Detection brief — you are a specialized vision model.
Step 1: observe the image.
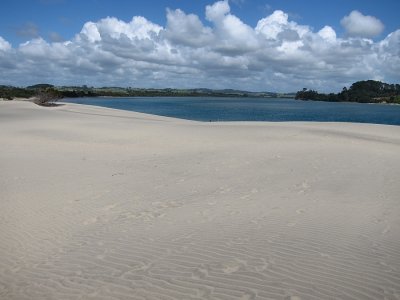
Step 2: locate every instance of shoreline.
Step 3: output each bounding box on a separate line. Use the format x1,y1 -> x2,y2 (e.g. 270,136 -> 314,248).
1,101 -> 400,299
60,97 -> 400,126
60,100 -> 400,127
69,95 -> 400,105
5,99 -> 400,130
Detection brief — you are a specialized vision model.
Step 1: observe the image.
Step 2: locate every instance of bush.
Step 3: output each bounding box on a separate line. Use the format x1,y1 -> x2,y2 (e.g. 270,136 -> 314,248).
34,88 -> 63,106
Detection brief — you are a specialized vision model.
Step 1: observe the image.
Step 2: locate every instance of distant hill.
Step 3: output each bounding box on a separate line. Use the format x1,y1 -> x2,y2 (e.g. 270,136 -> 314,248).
4,81 -> 398,104
26,84 -> 55,90
0,84 -> 292,100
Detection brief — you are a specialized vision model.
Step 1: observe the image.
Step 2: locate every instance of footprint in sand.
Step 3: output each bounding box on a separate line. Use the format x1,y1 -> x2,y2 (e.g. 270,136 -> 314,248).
222,259 -> 247,274
255,258 -> 269,272
222,263 -> 240,274
193,265 -> 209,279
296,208 -> 306,214
382,221 -> 391,235
378,261 -> 396,272
295,181 -> 310,194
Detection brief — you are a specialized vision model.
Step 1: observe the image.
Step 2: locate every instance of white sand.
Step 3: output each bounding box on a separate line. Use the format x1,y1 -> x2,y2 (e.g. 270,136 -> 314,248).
1,101 -> 400,300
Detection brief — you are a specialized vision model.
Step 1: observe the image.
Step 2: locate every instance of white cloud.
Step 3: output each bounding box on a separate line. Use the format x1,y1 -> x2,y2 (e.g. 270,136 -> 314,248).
374,30 -> 400,79
79,22 -> 101,43
208,4 -> 258,54
165,8 -> 213,47
0,36 -> 11,51
78,16 -> 162,43
341,10 -> 384,38
0,2 -> 398,92
256,10 -> 309,40
205,0 -> 230,22
318,26 -> 336,43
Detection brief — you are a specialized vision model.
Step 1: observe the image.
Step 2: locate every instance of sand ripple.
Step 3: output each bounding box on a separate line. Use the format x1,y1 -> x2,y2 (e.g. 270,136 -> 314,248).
1,102 -> 400,299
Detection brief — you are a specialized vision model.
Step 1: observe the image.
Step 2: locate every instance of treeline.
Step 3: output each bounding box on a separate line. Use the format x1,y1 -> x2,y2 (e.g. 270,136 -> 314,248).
3,81 -> 399,104
295,80 -> 400,104
1,84 -> 295,100
1,84 -> 97,99
0,85 -> 36,99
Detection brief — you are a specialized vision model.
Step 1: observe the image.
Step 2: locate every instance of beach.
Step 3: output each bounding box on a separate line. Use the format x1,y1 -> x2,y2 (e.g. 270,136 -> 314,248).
1,100 -> 400,299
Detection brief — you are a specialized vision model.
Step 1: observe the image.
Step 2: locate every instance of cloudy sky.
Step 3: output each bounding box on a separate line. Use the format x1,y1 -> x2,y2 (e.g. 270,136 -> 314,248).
0,0 -> 399,92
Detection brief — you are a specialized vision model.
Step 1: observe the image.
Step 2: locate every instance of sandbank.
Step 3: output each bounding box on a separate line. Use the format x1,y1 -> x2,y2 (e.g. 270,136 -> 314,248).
1,101 -> 400,299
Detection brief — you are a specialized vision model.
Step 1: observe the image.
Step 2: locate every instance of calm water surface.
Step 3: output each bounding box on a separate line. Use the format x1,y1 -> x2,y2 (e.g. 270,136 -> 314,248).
63,97 -> 400,125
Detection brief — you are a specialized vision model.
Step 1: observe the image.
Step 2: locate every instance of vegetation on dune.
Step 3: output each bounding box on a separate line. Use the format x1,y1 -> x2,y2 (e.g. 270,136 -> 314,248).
295,80 -> 400,104
33,88 -> 63,106
0,84 -> 63,106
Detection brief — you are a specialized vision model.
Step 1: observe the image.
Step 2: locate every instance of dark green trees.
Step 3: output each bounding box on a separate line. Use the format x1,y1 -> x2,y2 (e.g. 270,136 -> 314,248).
296,80 -> 400,104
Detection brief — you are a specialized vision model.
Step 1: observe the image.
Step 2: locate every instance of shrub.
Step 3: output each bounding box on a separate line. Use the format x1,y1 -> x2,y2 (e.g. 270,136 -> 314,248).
34,88 -> 63,106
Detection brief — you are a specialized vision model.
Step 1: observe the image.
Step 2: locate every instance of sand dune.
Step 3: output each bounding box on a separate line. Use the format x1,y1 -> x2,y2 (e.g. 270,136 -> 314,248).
1,101 -> 400,300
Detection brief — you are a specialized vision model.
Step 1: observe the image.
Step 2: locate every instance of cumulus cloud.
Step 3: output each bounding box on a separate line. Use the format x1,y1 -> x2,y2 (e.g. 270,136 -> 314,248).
318,26 -> 337,43
0,1 -> 398,92
206,1 -> 258,54
165,8 -> 213,47
0,36 -> 11,51
256,10 -> 309,40
341,10 -> 384,38
79,21 -> 101,43
78,16 -> 162,43
205,0 -> 231,22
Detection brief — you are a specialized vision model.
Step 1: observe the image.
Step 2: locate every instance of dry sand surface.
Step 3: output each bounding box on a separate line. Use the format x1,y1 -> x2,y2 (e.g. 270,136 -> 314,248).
1,101 -> 400,300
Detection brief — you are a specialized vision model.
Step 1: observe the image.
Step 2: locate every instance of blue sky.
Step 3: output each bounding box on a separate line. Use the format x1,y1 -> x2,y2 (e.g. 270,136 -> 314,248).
0,0 -> 399,91
2,0 -> 399,45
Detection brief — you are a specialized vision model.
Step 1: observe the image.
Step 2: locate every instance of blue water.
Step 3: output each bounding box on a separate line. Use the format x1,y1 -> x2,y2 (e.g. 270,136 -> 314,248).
63,97 -> 400,125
